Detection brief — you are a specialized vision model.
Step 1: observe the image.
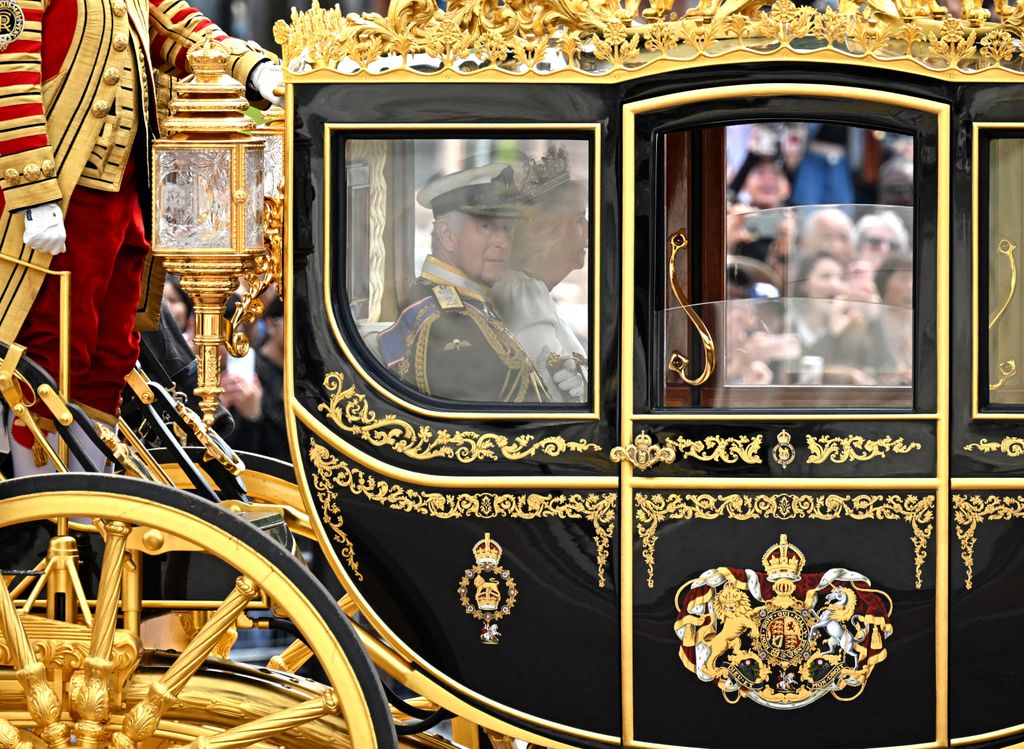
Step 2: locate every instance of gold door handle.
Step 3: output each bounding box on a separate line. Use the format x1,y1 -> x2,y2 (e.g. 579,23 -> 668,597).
667,229 -> 716,386
611,432 -> 676,471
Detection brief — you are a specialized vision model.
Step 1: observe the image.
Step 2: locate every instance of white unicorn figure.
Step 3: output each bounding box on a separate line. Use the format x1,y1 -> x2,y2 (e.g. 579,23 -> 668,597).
808,587 -> 865,668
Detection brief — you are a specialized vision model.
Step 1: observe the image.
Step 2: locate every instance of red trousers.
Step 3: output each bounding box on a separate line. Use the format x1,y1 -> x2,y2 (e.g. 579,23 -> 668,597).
16,163 -> 149,420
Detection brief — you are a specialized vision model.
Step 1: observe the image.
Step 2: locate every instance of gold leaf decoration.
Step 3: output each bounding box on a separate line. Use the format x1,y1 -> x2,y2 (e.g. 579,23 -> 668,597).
953,494 -> 1024,589
980,28 -> 1015,63
664,434 -> 763,464
276,0 -> 1024,78
644,20 -> 683,54
317,371 -> 601,462
309,439 -> 618,586
759,0 -> 816,45
634,492 -> 934,589
812,7 -> 849,46
805,435 -> 922,464
963,437 -> 1024,456
927,18 -> 977,67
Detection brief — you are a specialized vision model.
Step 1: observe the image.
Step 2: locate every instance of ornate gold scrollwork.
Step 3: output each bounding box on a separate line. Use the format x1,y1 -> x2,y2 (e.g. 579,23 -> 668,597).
317,372 -> 601,462
953,493 -> 1024,589
666,229 -> 715,387
634,492 -> 934,588
275,0 -> 1024,79
805,435 -> 922,464
963,436 -> 1024,456
664,434 -> 762,464
308,440 -> 618,587
611,432 -> 676,471
989,238 -> 1019,392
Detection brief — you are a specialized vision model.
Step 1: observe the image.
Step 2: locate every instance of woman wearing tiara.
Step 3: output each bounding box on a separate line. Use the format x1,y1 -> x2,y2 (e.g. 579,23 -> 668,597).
492,146 -> 589,403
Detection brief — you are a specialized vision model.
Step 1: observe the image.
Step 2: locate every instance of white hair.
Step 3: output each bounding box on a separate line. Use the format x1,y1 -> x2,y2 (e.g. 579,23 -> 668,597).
855,211 -> 910,254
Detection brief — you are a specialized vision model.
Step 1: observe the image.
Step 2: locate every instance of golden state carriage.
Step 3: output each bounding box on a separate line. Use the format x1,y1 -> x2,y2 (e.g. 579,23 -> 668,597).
5,0 -> 1024,746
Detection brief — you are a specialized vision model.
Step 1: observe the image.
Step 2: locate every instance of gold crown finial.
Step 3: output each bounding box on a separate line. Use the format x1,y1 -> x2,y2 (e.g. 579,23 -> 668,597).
762,533 -> 805,581
473,533 -> 503,566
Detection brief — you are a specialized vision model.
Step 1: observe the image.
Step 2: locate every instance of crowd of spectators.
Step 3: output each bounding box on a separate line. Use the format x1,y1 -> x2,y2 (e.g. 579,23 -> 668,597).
721,122 -> 914,397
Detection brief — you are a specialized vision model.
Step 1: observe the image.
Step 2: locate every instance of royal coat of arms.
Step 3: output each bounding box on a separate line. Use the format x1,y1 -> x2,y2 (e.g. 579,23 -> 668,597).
673,534 -> 893,708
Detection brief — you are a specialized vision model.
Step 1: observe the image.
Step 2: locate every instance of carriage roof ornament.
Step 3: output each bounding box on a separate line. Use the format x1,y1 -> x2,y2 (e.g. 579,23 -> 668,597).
273,0 -> 1024,81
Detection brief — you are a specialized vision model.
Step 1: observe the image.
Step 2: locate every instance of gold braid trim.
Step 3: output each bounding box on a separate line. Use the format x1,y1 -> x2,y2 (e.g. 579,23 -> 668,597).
634,493 -> 934,589
308,439 -> 617,587
952,493 -> 1024,590
317,371 -> 600,462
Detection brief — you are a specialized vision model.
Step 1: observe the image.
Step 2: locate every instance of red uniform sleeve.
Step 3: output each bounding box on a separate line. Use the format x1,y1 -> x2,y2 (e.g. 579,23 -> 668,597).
0,0 -> 62,211
148,0 -> 276,88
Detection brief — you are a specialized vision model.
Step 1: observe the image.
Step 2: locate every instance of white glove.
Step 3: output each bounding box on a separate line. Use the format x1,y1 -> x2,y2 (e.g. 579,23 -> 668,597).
552,357 -> 585,401
250,62 -> 284,108
22,201 -> 66,255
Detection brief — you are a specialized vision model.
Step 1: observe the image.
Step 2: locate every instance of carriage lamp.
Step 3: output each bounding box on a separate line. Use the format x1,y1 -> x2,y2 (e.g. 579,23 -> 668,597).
219,105 -> 287,359
151,39 -> 265,426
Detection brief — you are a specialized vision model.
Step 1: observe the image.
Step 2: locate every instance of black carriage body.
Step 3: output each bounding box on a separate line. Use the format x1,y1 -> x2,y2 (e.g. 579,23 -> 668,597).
286,62 -> 1024,748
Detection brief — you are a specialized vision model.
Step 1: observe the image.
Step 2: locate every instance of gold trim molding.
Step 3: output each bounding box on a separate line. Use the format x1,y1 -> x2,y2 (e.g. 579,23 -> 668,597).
634,492 -> 934,589
275,0 -> 1024,80
952,493 -> 1024,589
805,435 -> 922,464
317,372 -> 601,462
665,434 -> 762,464
963,436 -> 1024,456
308,439 -> 617,586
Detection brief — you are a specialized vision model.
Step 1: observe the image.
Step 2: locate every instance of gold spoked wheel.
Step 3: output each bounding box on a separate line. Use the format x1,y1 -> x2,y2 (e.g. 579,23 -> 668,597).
0,474 -> 398,749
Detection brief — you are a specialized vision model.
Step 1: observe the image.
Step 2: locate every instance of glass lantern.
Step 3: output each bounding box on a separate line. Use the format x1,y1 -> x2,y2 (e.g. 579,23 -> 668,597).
151,39 -> 265,426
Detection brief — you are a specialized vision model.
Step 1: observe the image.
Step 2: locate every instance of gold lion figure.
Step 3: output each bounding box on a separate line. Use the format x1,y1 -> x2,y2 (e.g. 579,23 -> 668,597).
699,585 -> 758,680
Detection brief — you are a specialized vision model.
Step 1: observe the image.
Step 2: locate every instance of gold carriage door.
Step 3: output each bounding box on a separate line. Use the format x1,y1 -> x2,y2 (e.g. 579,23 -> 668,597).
618,88 -> 949,748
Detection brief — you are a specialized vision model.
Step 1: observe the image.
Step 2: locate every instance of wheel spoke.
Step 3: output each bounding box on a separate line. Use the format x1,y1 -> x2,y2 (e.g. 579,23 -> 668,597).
73,521 -> 131,749
110,576 -> 259,749
266,638 -> 312,673
183,691 -> 339,749
0,571 -> 70,749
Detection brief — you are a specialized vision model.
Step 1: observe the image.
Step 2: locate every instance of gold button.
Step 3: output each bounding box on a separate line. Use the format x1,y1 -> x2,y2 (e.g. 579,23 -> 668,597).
22,164 -> 40,182
103,67 -> 120,86
113,33 -> 128,52
91,100 -> 110,118
112,0 -> 127,15
4,168 -> 19,185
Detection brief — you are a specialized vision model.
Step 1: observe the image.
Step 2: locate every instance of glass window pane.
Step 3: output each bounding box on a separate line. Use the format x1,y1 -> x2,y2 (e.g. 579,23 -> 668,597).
662,122 -> 914,409
988,139 -> 1024,405
342,137 -> 591,406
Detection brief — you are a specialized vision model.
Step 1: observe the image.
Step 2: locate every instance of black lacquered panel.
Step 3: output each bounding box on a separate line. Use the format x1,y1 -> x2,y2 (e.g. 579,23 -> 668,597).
633,512 -> 935,747
297,423 -> 621,742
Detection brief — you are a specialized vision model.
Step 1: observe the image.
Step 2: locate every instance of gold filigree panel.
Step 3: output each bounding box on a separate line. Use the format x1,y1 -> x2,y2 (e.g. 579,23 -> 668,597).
308,439 -> 617,586
665,434 -> 762,464
317,372 -> 601,463
634,493 -> 934,589
805,435 -> 922,464
952,493 -> 1024,589
963,437 -> 1024,456
275,0 -> 1024,79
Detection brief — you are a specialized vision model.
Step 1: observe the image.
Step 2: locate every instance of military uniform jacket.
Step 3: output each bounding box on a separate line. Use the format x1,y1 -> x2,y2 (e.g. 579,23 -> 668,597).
378,256 -> 548,404
0,0 -> 272,341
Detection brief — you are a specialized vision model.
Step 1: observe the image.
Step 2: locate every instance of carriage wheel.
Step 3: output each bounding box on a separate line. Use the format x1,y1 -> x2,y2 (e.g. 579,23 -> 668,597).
0,474 -> 398,749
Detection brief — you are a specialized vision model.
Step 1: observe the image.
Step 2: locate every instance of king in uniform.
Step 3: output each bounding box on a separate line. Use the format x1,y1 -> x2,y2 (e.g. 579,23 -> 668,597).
378,163 -> 548,404
0,0 -> 281,473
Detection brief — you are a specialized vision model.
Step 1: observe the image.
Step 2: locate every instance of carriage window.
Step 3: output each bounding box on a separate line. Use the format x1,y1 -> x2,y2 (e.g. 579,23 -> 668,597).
342,137 -> 591,406
987,138 -> 1024,405
662,122 -> 914,409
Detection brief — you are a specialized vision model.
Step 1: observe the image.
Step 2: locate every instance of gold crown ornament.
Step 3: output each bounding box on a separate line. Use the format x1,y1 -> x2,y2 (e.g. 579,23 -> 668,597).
458,532 -> 517,645
761,533 -> 806,581
472,533 -> 503,566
